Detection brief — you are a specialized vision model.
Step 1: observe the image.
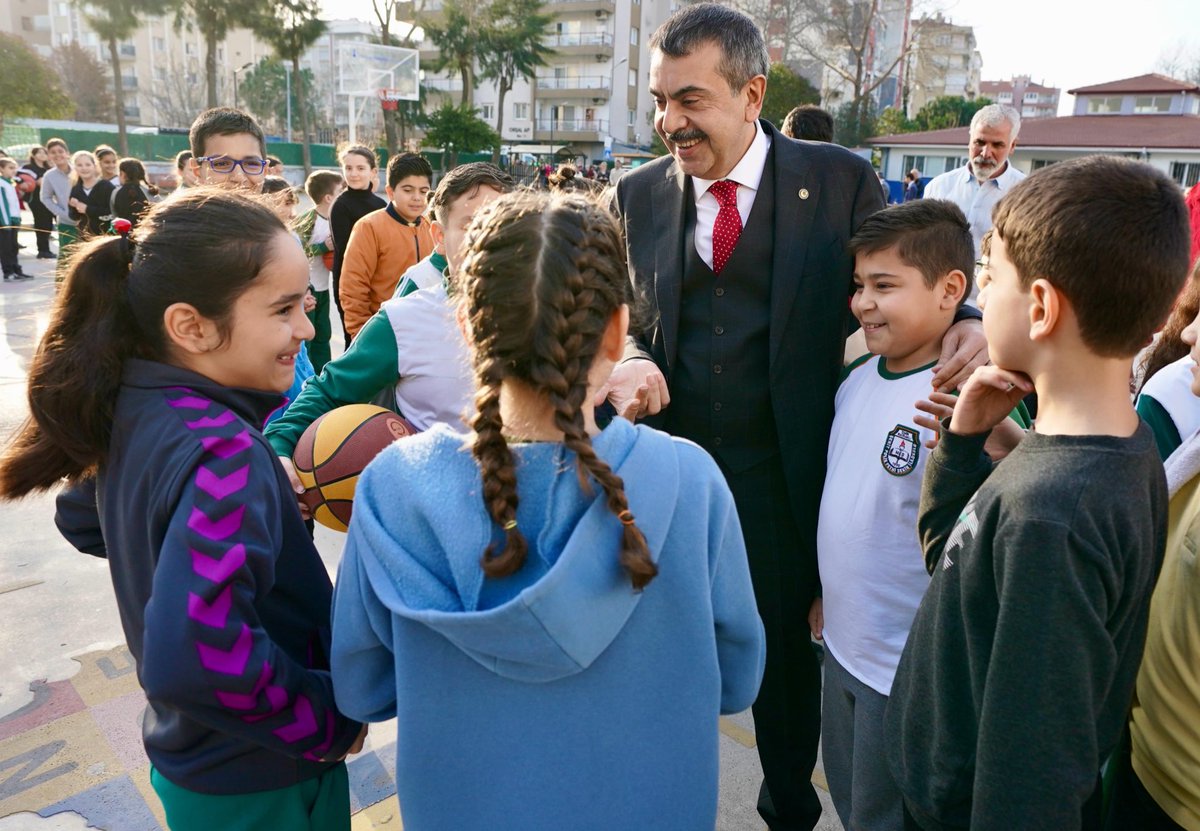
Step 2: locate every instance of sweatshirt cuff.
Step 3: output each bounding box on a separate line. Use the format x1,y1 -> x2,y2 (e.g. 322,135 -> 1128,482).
952,303 -> 982,323
935,416 -> 991,472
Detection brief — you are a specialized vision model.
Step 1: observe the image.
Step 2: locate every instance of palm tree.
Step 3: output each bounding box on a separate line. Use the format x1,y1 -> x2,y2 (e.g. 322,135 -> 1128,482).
255,0 -> 325,176
423,0 -> 484,109
177,0 -> 267,109
477,0 -> 554,162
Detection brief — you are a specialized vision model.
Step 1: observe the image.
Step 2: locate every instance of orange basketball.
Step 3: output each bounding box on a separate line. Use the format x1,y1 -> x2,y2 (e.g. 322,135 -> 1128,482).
292,404 -> 418,531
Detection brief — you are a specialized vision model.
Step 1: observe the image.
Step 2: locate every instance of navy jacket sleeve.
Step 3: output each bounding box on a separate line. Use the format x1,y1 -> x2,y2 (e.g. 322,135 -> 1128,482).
55,478 -> 107,558
139,442 -> 361,762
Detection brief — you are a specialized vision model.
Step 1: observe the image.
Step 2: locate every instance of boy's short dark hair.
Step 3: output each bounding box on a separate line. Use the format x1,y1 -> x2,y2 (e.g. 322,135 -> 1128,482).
260,176 -> 296,200
849,199 -> 975,298
428,162 -> 515,223
305,170 -> 344,204
0,158 -> 17,172
781,105 -> 834,143
175,149 -> 193,171
45,137 -> 68,152
189,107 -> 267,159
267,155 -> 282,168
386,153 -> 433,190
993,155 -> 1191,358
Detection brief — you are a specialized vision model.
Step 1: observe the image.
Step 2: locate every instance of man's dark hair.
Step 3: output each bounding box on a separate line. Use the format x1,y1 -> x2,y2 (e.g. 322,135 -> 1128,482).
429,162 -> 515,223
386,152 -> 434,190
305,170 -> 344,204
175,149 -> 193,171
781,105 -> 834,143
849,199 -> 975,299
189,107 -> 266,158
993,155 -> 1191,357
649,2 -> 768,93
45,137 -> 68,153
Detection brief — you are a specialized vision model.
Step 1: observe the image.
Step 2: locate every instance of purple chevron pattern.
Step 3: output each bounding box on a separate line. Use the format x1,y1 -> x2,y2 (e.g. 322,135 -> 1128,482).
200,430 -> 253,459
303,711 -> 337,761
273,694 -> 318,744
242,683 -> 289,723
196,624 -> 253,675
187,586 -> 232,629
215,661 -> 274,710
165,393 -> 212,410
185,410 -> 237,430
190,544 -> 246,584
195,465 -> 250,501
187,504 -> 245,541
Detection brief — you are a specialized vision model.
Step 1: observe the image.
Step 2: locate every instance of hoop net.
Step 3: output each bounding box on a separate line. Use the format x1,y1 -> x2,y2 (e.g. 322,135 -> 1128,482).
379,88 -> 403,112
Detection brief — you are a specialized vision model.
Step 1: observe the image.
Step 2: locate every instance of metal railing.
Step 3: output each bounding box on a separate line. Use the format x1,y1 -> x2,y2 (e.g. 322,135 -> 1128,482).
543,31 -> 612,48
535,75 -> 611,91
536,118 -> 608,133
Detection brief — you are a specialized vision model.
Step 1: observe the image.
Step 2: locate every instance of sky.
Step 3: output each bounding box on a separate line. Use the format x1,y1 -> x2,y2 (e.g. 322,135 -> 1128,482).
320,0 -> 1200,116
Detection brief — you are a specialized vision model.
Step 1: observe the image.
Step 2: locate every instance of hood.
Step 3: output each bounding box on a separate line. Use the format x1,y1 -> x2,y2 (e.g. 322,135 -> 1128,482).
351,419 -> 681,682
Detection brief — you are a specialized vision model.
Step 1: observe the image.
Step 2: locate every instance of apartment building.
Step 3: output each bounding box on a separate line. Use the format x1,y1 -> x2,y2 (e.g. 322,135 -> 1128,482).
980,75 -> 1060,119
904,13 -> 981,118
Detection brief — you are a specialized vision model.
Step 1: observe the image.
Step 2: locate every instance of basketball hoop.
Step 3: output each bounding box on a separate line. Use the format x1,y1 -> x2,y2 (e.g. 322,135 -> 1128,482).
379,88 -> 402,112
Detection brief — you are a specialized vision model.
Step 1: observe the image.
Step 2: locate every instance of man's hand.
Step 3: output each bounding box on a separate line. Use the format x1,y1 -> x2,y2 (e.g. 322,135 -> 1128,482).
278,456 -> 312,520
595,358 -> 670,421
949,365 -> 1033,437
807,597 -> 824,642
931,318 -> 989,393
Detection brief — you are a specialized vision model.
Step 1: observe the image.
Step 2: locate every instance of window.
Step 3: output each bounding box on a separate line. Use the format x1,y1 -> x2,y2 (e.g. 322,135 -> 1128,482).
1135,96 -> 1172,113
480,104 -> 495,120
155,66 -> 167,81
186,42 -> 196,55
998,92 -> 1012,102
1171,162 -> 1200,188
628,109 -> 635,126
630,27 -> 639,46
1023,91 -> 1038,102
902,155 -> 927,175
58,32 -> 69,45
628,68 -> 636,88
1086,96 -> 1123,114
945,156 -> 967,171
56,2 -> 68,15
1031,159 -> 1059,171
513,102 -> 529,120
21,17 -> 33,31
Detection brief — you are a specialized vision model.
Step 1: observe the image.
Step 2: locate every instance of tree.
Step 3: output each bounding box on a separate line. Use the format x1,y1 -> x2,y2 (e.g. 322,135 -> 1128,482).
254,0 -> 325,176
0,34 -> 72,137
420,103 -> 499,167
761,62 -> 821,130
238,59 -> 322,137
477,0 -> 554,163
78,0 -> 173,154
1157,42 -> 1200,85
176,0 -> 265,109
912,95 -> 991,132
52,42 -> 115,123
873,105 -> 913,136
145,56 -> 210,127
833,100 -> 875,147
423,0 -> 486,108
373,0 -> 424,160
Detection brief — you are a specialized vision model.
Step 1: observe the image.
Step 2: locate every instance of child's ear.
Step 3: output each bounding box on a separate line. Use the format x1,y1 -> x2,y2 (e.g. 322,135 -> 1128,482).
454,299 -> 471,345
385,184 -> 394,203
940,269 -> 968,309
602,305 -> 630,362
430,220 -> 445,255
1028,278 -> 1061,342
162,302 -> 221,355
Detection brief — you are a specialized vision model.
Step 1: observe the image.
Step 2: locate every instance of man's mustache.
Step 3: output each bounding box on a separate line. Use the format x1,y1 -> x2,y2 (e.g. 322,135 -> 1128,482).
666,129 -> 707,144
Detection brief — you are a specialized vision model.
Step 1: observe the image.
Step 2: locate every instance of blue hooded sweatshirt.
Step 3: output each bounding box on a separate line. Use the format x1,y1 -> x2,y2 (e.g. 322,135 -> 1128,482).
331,417 -> 765,830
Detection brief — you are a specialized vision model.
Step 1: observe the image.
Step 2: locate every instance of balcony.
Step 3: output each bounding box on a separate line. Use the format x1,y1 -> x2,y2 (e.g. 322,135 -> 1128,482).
119,76 -> 138,90
543,30 -> 612,58
543,0 -> 615,15
535,75 -> 611,98
124,106 -> 141,120
424,76 -> 464,93
535,118 -> 607,142
119,43 -> 136,58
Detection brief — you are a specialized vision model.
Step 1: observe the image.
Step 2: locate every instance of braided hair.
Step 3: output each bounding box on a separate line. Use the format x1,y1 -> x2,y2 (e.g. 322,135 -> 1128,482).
458,190 -> 657,590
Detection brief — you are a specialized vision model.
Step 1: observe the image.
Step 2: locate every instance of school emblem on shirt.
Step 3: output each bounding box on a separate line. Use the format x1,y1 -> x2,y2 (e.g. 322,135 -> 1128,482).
881,424 -> 920,476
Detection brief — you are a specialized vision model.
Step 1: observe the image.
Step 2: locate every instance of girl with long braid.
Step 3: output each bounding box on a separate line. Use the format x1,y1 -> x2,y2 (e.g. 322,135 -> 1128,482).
330,190 -> 765,830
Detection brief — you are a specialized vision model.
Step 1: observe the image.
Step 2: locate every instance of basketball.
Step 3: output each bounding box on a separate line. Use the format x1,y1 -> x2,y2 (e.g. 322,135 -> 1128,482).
14,170 -> 36,196
292,404 -> 418,531
322,250 -> 335,270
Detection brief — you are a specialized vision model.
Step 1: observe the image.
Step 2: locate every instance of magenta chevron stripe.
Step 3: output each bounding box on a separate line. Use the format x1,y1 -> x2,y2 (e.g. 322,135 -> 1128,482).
303,711 -> 337,761
201,430 -> 253,459
196,623 -> 253,675
274,694 -> 318,744
188,586 -> 233,629
215,661 -> 274,710
165,394 -> 211,410
243,682 -> 290,723
185,410 -> 237,430
191,544 -> 246,583
187,504 -> 245,541
195,465 -> 250,501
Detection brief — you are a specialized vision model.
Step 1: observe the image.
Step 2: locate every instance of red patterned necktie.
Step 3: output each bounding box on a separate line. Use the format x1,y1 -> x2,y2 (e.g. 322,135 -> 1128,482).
709,179 -> 742,275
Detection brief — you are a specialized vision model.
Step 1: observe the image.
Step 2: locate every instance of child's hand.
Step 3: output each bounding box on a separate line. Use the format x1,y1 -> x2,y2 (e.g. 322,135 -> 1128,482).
914,392 -> 959,449
277,456 -> 311,520
950,365 -> 1033,436
325,724 -> 369,761
807,597 -> 823,642
303,289 -> 317,313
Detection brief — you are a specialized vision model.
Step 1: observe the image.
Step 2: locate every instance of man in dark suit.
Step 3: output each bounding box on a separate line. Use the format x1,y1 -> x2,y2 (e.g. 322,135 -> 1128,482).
607,6 -> 987,829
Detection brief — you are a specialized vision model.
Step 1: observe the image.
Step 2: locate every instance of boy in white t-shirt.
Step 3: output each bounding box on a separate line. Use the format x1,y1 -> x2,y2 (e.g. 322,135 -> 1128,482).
295,170 -> 344,372
809,200 -> 977,831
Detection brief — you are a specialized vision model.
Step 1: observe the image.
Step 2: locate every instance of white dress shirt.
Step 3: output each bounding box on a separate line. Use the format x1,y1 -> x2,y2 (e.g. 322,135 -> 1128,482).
692,120 -> 772,270
923,161 -> 1026,258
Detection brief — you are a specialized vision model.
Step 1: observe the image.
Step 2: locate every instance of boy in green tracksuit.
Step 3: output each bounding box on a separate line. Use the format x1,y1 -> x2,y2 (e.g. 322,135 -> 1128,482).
294,170 -> 344,372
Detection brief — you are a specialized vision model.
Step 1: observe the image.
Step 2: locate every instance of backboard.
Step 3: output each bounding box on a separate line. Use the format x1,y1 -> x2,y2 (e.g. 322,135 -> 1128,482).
337,42 -> 419,144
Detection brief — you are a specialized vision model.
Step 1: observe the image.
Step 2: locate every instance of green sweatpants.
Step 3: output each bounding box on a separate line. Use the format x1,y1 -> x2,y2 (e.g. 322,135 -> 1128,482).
55,223 -> 79,278
306,288 -> 332,373
150,763 -> 350,831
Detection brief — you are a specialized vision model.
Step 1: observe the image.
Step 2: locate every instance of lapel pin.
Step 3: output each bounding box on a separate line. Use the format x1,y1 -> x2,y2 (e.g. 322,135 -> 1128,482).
798,188 -> 809,200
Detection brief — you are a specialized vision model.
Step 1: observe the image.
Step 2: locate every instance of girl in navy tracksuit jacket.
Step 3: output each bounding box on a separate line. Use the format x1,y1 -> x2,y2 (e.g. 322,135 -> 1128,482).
0,190 -> 363,830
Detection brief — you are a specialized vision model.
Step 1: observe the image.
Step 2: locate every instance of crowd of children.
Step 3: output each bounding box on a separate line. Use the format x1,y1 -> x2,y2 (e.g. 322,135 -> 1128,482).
1,98 -> 1199,831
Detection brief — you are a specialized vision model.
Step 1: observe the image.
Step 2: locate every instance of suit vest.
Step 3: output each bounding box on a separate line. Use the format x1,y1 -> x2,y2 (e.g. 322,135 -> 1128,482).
665,149 -> 779,472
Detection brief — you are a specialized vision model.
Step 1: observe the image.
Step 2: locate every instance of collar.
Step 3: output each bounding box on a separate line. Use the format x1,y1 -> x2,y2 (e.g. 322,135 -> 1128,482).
430,250 -> 448,274
692,119 -> 771,202
386,202 -> 423,226
962,160 -> 1021,190
122,358 -> 287,427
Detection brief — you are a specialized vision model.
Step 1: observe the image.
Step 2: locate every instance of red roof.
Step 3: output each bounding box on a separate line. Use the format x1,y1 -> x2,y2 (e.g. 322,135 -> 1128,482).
1067,73 -> 1200,95
869,115 -> 1200,150
980,80 -> 1059,95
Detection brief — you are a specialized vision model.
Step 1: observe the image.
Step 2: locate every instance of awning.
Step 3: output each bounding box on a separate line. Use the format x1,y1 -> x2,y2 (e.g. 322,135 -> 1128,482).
508,144 -> 569,155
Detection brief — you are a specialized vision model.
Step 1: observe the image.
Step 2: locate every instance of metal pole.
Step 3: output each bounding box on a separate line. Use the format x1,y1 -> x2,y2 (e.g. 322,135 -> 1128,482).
286,64 -> 293,143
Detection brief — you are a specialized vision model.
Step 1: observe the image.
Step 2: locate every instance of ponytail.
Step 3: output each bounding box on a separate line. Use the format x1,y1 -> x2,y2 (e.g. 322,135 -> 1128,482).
0,236 -> 139,496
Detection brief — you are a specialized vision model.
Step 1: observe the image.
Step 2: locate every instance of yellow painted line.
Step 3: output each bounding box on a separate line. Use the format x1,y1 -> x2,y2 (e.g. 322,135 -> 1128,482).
0,579 -> 43,596
718,716 -> 756,748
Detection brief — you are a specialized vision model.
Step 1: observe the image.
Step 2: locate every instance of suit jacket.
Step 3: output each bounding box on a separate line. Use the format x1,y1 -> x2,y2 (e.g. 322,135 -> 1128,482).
613,120 -> 885,587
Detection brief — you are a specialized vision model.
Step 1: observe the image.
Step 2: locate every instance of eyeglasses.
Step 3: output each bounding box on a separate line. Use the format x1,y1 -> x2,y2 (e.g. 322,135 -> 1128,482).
199,155 -> 267,176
